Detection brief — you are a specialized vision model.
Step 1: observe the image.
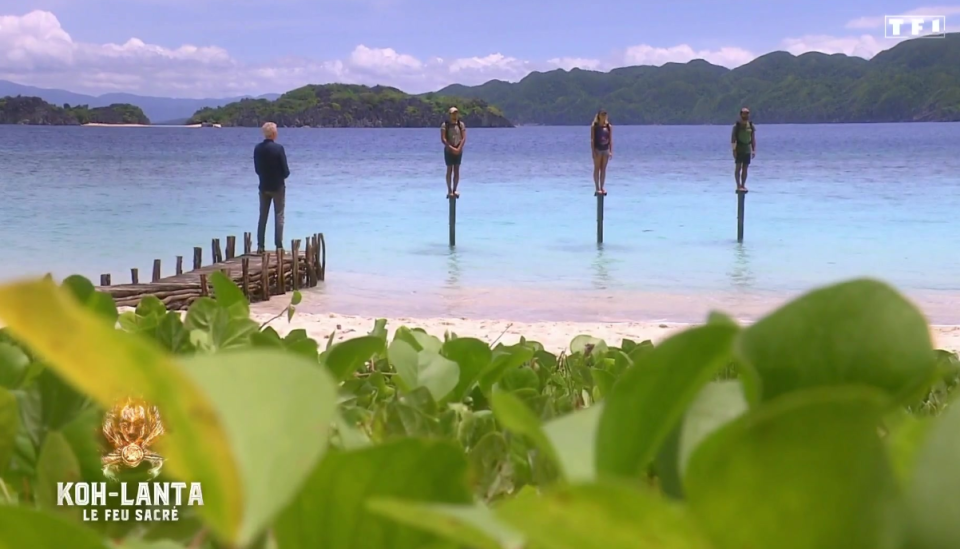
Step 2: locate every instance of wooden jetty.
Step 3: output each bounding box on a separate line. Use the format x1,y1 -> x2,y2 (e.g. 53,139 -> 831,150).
95,231 -> 326,309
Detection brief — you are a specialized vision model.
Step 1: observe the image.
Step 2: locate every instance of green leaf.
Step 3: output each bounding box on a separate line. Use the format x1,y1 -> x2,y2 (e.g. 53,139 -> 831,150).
62,274 -> 118,324
291,289 -> 303,306
479,345 -> 534,394
495,482 -> 712,549
735,278 -> 936,404
541,404 -> 603,483
209,271 -> 249,317
0,505 -> 112,549
135,295 -> 167,318
34,431 -> 82,519
0,342 -> 29,389
0,387 -> 17,474
388,340 -> 460,402
684,387 -> 898,549
904,399 -> 960,548
324,336 -> 386,381
179,349 -> 339,546
595,324 -> 738,478
569,335 -> 608,356
442,337 -> 493,402
275,439 -> 473,549
491,391 -> 562,478
368,500 -> 523,549
677,380 -> 749,476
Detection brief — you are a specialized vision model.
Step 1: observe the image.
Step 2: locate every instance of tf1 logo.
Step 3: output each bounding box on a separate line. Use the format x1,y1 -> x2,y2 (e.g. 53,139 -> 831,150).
884,15 -> 946,38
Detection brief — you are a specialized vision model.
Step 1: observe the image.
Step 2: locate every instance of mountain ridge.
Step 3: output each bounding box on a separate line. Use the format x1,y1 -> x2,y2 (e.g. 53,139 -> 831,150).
435,33 -> 960,124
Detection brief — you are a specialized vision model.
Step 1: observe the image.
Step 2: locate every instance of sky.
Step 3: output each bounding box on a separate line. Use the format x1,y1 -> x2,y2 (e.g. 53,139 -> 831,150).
0,1 -> 957,98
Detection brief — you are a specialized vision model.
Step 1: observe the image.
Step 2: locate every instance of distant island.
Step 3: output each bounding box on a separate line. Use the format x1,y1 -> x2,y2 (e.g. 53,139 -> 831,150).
438,32 -> 960,125
0,96 -> 150,125
187,84 -> 514,128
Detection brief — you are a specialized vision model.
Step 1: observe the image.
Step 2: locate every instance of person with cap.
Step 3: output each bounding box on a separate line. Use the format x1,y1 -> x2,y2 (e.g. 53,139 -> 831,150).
731,107 -> 756,192
440,106 -> 466,198
590,109 -> 613,195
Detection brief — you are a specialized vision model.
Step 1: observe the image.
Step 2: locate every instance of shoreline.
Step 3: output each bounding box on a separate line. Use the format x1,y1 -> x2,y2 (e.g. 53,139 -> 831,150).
242,309 -> 960,354
81,123 -> 205,128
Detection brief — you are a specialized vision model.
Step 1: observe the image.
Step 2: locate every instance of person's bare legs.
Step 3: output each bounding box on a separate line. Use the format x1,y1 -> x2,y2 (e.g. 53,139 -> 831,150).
740,164 -> 749,191
592,152 -> 602,194
734,163 -> 742,191
599,153 -> 610,195
446,165 -> 454,197
452,165 -> 460,197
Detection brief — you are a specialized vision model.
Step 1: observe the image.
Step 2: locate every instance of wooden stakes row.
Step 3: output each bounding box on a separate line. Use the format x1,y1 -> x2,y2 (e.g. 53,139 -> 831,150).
98,231 -> 327,310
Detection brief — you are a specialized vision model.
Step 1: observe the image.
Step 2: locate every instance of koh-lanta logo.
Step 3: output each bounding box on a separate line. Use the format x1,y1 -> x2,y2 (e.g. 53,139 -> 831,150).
56,397 -> 203,522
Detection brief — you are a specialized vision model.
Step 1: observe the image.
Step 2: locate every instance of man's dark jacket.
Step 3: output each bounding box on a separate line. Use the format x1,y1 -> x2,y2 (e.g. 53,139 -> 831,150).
254,139 -> 290,192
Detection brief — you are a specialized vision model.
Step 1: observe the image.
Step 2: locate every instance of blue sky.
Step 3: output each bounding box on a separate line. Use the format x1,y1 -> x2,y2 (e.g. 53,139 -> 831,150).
0,1 -> 956,97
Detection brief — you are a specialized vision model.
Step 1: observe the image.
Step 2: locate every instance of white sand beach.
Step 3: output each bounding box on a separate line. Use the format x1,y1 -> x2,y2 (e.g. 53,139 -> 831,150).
245,309 -> 960,354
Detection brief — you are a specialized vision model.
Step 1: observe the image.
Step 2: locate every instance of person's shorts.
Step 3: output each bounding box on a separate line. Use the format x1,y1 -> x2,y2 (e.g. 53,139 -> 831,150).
594,148 -> 610,157
444,148 -> 462,166
736,150 -> 752,166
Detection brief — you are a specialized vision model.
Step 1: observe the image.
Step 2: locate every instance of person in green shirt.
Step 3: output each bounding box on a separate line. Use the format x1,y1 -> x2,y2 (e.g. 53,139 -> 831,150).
730,107 -> 756,191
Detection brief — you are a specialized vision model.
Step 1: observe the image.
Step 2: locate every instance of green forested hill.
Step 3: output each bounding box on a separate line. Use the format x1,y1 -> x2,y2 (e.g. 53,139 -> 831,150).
188,84 -> 513,128
0,96 -> 150,125
437,33 -> 960,124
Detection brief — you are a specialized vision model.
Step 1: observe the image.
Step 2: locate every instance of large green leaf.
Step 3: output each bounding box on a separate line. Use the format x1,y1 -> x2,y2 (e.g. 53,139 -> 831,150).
442,337 -> 492,401
495,482 -> 712,549
0,387 -> 17,475
179,349 -> 338,546
0,278 -> 244,542
388,339 -> 459,402
275,439 -> 473,549
677,380 -> 749,476
490,390 -> 562,478
595,324 -> 738,477
0,505 -> 111,549
34,431 -> 82,520
368,500 -> 523,549
323,336 -> 386,381
735,279 -> 936,403
904,400 -> 960,548
0,342 -> 29,389
684,387 -> 899,549
541,403 -> 604,483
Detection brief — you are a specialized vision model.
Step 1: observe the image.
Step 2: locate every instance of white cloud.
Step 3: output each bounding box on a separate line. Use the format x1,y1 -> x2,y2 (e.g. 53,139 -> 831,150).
779,34 -> 887,58
0,9 -> 920,99
845,5 -> 960,29
622,44 -> 755,68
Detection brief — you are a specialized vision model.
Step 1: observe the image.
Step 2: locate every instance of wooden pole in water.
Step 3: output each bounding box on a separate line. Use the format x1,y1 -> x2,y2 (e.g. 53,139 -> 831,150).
596,193 -> 604,244
100,274 -> 111,286
448,196 -> 457,247
736,189 -> 747,243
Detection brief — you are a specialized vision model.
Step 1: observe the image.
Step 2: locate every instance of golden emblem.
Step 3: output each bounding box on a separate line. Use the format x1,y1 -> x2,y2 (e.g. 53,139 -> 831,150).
101,397 -> 165,481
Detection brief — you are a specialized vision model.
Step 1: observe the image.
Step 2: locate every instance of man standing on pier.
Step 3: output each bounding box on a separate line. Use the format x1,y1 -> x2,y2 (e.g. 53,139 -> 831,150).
731,107 -> 756,192
254,122 -> 290,253
441,107 -> 466,198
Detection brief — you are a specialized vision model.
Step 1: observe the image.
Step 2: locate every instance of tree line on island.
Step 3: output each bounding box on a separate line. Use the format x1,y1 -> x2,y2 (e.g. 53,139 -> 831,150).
2,33 -> 958,127
0,96 -> 150,125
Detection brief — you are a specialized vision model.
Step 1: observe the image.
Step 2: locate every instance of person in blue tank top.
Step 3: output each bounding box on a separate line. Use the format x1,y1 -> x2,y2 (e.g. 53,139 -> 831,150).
590,110 -> 612,195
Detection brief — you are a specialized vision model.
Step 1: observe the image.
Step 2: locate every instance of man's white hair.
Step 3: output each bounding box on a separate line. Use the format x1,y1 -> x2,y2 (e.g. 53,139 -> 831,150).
261,122 -> 278,137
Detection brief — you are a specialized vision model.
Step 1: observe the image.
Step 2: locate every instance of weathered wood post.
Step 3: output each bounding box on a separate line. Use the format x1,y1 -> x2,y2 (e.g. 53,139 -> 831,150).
193,247 -> 203,270
152,260 -> 161,282
226,236 -> 236,260
449,196 -> 457,247
130,268 -> 139,284
175,256 -> 183,275
100,274 -> 111,286
736,189 -> 747,243
596,193 -> 604,244
243,232 -> 252,255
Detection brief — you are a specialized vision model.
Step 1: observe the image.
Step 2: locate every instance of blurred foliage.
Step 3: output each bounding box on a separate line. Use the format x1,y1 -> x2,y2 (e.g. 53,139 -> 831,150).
0,273 -> 958,548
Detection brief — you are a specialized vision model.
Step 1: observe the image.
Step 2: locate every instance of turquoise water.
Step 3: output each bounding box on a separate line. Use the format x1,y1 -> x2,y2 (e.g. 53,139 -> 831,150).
1,123 -> 958,322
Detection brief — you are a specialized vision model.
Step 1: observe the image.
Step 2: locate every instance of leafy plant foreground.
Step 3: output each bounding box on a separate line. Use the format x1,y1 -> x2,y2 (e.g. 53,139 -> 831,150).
0,273 -> 958,549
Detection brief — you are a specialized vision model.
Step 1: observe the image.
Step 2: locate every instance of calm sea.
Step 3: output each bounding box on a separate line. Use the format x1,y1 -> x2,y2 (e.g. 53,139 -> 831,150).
1,123 -> 958,324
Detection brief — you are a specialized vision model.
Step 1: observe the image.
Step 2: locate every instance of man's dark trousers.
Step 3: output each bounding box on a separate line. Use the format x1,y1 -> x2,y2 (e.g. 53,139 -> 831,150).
257,186 -> 285,250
